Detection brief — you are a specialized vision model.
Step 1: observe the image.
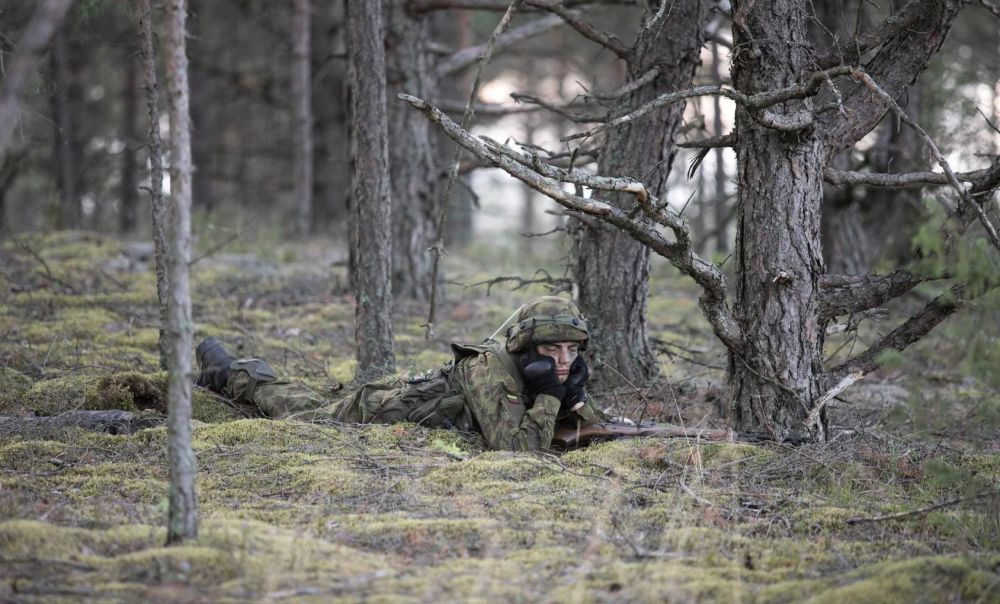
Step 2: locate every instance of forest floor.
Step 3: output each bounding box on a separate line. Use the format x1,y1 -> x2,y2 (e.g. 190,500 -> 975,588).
1,230 -> 998,603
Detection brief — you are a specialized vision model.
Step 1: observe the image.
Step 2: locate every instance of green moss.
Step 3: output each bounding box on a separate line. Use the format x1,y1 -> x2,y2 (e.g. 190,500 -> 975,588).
0,367 -> 34,410
0,439 -> 67,472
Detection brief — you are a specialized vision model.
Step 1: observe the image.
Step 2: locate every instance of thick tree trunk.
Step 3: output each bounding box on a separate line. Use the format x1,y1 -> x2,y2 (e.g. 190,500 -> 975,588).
120,45 -> 140,234
347,0 -> 395,380
139,0 -> 171,371
51,27 -> 81,229
727,0 -> 827,436
575,1 -> 709,386
385,1 -> 437,300
292,0 -> 314,237
163,0 -> 198,545
0,0 -> 74,163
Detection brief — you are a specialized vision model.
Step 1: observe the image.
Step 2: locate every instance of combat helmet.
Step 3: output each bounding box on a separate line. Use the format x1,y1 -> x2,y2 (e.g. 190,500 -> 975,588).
505,296 -> 589,353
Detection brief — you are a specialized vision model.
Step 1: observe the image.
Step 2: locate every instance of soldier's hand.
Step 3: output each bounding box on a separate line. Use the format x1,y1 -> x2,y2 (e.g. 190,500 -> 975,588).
520,350 -> 567,401
561,356 -> 589,413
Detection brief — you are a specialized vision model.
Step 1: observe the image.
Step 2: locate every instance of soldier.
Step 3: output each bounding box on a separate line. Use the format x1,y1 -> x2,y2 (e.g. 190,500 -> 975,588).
194,295 -> 605,450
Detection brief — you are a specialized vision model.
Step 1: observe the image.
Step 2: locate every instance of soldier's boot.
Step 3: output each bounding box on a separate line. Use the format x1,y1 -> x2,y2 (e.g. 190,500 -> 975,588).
195,337 -> 237,395
228,359 -> 330,419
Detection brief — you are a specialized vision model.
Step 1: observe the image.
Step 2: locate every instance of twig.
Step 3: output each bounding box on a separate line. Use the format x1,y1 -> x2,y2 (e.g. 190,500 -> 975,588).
846,491 -> 995,524
423,0 -> 524,339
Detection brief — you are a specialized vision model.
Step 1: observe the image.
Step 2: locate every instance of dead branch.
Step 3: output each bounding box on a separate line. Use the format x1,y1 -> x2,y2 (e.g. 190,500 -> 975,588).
509,93 -> 606,123
435,13 -> 563,77
678,133 -> 735,149
849,68 -> 1000,252
823,166 -> 995,188
977,0 -> 1000,18
802,371 -> 864,440
813,0 -> 925,69
845,490 -> 997,524
529,0 -> 630,61
562,66 -> 854,142
425,1 -> 523,339
409,0 -> 639,11
818,270 -> 931,321
437,100 -> 543,116
400,92 -> 745,353
822,283 -> 978,387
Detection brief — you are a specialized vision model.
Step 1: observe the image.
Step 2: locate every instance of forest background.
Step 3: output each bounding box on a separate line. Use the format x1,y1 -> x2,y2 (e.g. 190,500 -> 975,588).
1,0 -> 999,601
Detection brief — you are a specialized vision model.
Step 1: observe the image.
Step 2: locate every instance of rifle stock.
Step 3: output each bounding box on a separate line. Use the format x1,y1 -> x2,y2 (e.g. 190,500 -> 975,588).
552,422 -> 774,449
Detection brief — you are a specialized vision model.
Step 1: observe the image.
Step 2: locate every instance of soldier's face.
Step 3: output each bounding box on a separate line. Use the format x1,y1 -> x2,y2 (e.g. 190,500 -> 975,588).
536,342 -> 579,383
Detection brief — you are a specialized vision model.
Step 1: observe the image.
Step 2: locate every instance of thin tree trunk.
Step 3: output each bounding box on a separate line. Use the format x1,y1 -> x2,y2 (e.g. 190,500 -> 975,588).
575,1 -> 710,386
139,0 -> 171,371
385,0 -> 437,300
347,0 -> 395,380
51,27 -> 80,229
292,0 -> 314,237
711,41 -> 729,255
163,0 -> 197,545
120,45 -> 140,234
0,0 -> 74,163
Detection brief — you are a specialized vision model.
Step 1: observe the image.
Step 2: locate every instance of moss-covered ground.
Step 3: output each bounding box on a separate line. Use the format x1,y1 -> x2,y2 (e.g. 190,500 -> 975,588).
0,232 -> 998,602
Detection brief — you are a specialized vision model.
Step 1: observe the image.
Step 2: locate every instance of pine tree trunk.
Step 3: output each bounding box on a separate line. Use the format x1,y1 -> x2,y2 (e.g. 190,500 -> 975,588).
292,0 -> 314,237
163,0 -> 198,545
347,0 -> 395,381
711,41 -> 729,255
575,1 -> 709,386
139,0 -> 171,371
120,45 -> 140,234
385,1 -> 436,300
727,0 -> 828,436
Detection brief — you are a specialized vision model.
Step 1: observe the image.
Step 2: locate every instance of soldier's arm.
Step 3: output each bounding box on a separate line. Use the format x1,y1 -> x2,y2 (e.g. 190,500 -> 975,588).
459,353 -> 560,451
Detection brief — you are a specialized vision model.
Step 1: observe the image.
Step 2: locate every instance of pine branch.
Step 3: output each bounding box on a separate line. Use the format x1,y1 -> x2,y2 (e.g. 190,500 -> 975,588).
435,13 -> 563,77
400,92 -> 745,353
818,270 -> 930,321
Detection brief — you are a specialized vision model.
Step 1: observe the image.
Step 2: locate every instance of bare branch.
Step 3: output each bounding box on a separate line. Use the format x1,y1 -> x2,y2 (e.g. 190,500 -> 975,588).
813,0 -> 925,69
562,66 -> 854,142
437,99 -> 543,116
850,68 -> 1000,252
426,1 -> 524,338
823,283 -> 973,386
529,0 -> 630,61
400,92 -> 745,353
977,0 -> 1000,18
823,166 -> 995,188
818,270 -> 929,321
435,14 -> 564,78
678,133 -> 735,149
409,0 -> 639,12
509,93 -> 606,122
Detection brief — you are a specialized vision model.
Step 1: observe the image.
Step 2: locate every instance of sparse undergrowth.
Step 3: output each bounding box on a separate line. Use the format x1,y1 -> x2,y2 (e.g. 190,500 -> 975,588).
0,232 -> 998,602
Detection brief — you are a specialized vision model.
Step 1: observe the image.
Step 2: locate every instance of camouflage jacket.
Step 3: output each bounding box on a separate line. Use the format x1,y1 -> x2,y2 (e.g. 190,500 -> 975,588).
447,341 -> 604,451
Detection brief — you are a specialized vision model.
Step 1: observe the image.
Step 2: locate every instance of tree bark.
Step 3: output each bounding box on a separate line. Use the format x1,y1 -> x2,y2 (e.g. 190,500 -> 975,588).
711,41 -> 729,256
292,0 -> 314,237
385,1 -> 437,300
347,0 -> 395,381
139,0 -> 171,371
574,1 -> 709,386
120,45 -> 140,234
0,0 -> 74,163
50,26 -> 81,229
727,0 -> 828,436
725,0 -> 962,437
163,0 -> 198,545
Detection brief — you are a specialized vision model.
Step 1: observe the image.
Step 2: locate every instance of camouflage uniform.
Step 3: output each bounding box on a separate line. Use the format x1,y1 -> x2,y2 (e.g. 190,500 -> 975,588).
218,296 -> 604,451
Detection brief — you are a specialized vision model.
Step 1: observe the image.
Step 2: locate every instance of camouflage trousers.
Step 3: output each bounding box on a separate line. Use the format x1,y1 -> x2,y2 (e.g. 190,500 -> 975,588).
226,360 -> 473,429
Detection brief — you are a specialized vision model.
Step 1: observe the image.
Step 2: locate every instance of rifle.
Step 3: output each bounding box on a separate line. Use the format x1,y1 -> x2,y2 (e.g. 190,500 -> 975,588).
552,422 -> 804,449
